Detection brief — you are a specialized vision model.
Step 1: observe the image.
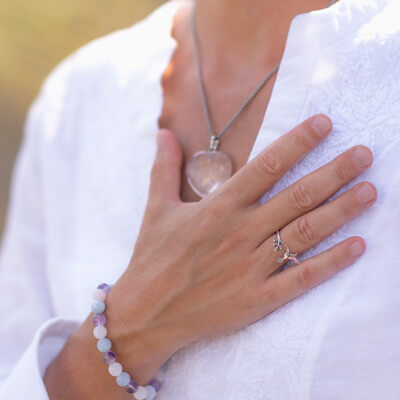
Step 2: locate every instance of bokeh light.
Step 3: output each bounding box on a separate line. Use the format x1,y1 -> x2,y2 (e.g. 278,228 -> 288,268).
0,0 -> 165,234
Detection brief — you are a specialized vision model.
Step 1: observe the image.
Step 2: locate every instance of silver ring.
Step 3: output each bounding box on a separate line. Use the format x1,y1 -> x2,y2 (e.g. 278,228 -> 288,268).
273,231 -> 300,265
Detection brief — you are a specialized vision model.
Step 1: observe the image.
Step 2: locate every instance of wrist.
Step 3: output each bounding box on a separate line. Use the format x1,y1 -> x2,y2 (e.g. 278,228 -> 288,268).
45,281 -> 180,400
46,315 -> 169,400
45,319 -> 113,400
97,281 -> 182,384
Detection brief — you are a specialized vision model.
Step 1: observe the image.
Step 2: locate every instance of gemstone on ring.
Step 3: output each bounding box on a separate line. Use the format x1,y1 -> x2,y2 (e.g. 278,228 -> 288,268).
287,253 -> 301,265
273,231 -> 285,252
273,231 -> 301,265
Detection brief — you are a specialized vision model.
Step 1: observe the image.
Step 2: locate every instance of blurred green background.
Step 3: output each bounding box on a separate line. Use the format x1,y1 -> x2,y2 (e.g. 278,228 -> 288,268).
0,0 -> 165,236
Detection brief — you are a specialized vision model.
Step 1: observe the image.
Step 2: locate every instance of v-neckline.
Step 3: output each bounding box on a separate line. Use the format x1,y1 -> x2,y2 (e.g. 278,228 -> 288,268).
155,0 -> 340,168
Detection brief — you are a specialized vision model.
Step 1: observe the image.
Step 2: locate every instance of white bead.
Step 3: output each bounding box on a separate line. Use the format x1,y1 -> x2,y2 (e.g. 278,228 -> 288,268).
93,326 -> 107,339
93,289 -> 107,301
145,385 -> 156,399
133,386 -> 147,400
108,362 -> 123,377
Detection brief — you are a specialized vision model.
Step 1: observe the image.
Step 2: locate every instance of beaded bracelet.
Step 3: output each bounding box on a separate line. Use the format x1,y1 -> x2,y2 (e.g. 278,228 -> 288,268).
92,283 -> 162,400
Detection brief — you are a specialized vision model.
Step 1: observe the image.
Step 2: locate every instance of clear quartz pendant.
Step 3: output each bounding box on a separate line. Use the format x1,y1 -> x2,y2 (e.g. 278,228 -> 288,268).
186,136 -> 233,198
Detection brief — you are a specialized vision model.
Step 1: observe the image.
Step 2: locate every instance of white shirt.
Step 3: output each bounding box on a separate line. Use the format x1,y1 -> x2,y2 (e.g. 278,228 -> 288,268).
1,0 -> 400,398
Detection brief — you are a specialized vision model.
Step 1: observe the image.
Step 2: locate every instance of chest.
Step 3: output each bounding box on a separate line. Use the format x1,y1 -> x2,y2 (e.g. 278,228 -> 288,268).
41,2 -> 400,398
157,38 -> 277,202
44,13 -> 400,313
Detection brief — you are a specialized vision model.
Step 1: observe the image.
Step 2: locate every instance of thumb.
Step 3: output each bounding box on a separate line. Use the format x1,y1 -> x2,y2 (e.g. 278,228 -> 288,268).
148,129 -> 183,204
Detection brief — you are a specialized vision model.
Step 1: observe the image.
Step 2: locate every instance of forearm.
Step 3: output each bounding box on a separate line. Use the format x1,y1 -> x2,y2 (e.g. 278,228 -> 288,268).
44,316 -> 123,400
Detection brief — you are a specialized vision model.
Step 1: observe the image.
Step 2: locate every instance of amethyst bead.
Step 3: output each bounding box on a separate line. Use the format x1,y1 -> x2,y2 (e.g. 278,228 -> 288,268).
149,378 -> 162,392
97,283 -> 111,293
126,379 -> 139,394
102,351 -> 116,365
93,313 -> 106,326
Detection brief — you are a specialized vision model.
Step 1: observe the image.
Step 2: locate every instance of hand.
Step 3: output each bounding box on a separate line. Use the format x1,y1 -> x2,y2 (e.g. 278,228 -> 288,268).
107,115 -> 376,382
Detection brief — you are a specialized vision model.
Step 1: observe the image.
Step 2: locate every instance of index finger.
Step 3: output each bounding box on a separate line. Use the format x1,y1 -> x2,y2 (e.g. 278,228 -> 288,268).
223,114 -> 332,206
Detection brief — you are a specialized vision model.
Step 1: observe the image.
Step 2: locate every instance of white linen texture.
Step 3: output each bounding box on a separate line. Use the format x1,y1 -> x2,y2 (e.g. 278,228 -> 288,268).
0,0 -> 399,399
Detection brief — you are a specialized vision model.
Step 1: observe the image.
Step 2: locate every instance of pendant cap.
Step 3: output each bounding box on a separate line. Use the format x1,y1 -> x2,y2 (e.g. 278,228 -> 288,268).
209,136 -> 220,151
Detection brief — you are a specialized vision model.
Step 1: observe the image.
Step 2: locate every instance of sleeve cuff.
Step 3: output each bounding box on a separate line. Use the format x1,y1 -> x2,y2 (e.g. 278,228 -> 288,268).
0,317 -> 81,399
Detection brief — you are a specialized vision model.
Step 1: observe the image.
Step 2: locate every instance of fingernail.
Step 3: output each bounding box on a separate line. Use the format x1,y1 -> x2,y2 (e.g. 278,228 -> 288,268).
350,241 -> 365,257
311,115 -> 332,137
353,146 -> 373,169
356,184 -> 376,204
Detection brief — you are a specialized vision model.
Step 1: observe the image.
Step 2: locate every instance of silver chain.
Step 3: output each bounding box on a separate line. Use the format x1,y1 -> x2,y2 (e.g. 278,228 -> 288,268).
191,0 -> 337,150
191,7 -> 279,149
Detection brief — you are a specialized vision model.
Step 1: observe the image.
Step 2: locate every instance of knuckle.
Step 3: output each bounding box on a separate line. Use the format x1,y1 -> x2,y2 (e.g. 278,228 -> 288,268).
256,150 -> 283,177
224,224 -> 247,247
241,282 -> 266,308
340,196 -> 356,218
331,251 -> 342,271
241,288 -> 259,308
333,159 -> 350,182
296,216 -> 318,243
207,197 -> 229,220
294,130 -> 315,150
289,183 -> 314,211
298,265 -> 317,290
260,285 -> 279,306
221,221 -> 254,253
246,251 -> 261,269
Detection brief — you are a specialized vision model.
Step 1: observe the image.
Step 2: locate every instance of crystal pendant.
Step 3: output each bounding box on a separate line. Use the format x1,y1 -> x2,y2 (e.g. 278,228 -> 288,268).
186,150 -> 233,198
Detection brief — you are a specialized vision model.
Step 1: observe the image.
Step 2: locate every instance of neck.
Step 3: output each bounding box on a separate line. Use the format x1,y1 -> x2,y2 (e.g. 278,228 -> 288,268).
194,0 -> 334,68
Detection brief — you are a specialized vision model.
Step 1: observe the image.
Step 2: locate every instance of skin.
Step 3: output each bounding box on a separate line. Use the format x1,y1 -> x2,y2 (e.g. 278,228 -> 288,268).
161,0 -> 337,202
44,1 -> 377,399
45,121 -> 376,399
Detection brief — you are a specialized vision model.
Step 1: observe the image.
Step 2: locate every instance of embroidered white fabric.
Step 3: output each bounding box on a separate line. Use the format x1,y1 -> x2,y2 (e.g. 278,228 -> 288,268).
0,0 -> 399,399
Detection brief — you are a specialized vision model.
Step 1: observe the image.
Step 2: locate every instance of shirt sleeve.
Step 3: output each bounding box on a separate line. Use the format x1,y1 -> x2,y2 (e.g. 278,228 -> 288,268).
0,75 -> 80,399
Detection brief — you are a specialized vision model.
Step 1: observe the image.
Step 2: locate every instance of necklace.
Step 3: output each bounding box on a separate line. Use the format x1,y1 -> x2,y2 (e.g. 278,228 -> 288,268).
186,0 -> 337,198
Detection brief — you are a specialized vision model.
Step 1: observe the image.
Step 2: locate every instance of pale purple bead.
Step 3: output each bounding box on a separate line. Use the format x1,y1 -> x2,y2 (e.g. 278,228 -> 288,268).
102,351 -> 116,365
149,378 -> 162,392
97,283 -> 111,293
108,362 -> 123,377
93,313 -> 106,326
93,325 -> 107,339
133,386 -> 147,400
93,289 -> 107,301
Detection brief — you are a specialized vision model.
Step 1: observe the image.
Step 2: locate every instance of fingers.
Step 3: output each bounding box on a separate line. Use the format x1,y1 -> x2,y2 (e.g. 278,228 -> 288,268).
278,181 -> 376,255
260,238 -> 365,311
252,145 -> 374,240
222,114 -> 332,206
148,130 -> 183,205
256,181 -> 376,274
